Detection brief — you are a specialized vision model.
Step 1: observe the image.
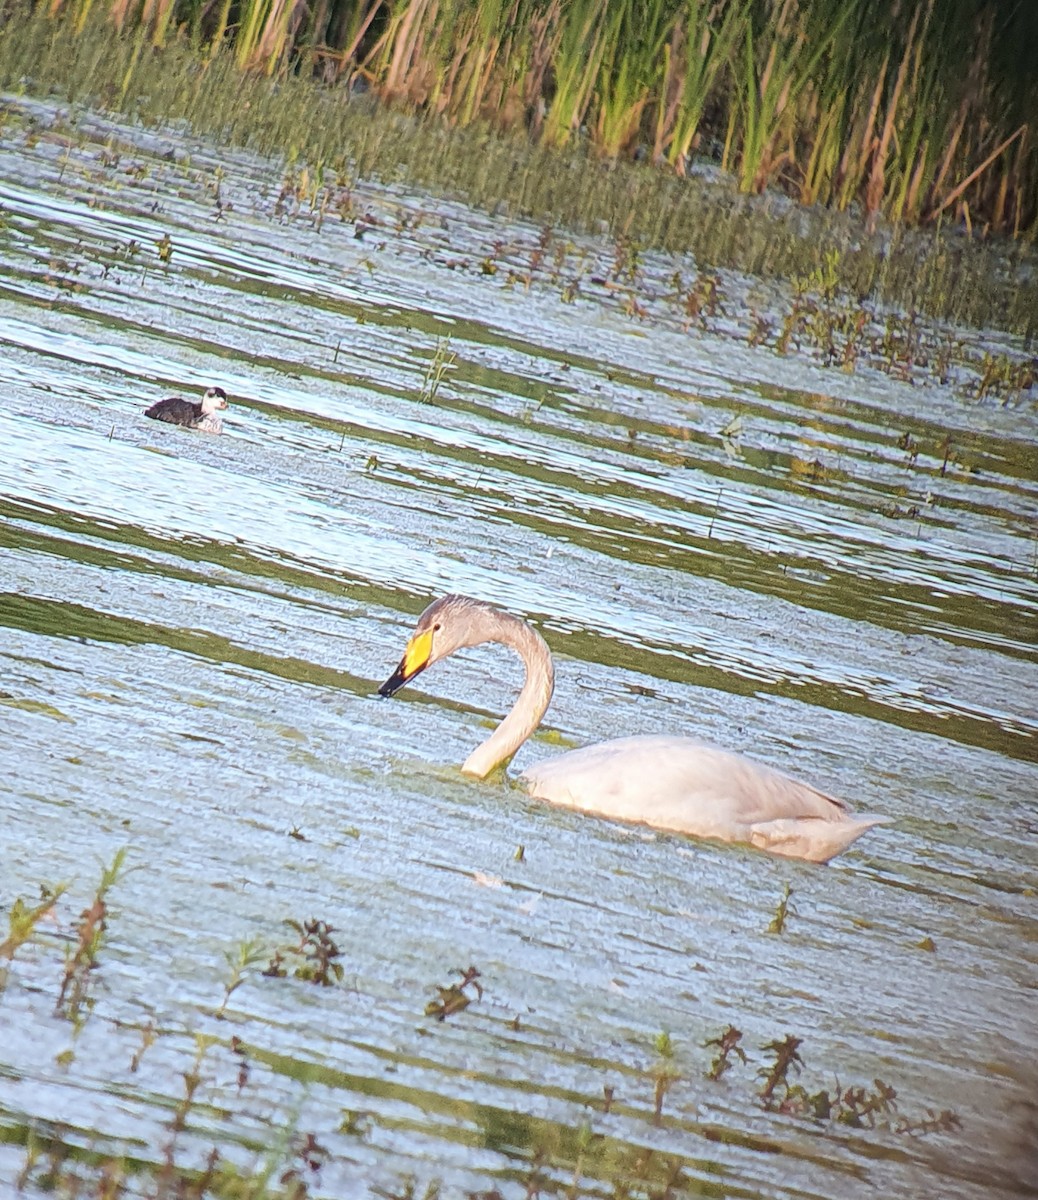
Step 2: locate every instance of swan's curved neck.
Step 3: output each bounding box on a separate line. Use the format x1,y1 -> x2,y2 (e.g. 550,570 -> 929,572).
461,614 -> 555,778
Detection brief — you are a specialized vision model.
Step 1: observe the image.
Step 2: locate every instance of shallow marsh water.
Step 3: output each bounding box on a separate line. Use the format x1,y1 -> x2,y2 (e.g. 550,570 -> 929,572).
1,96 -> 1037,1198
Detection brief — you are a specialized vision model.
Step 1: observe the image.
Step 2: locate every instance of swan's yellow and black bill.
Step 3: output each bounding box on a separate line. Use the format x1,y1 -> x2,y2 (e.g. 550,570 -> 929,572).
378,627 -> 434,697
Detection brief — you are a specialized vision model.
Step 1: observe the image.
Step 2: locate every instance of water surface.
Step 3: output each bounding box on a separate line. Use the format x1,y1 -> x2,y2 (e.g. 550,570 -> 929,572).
1,95 -> 1036,1199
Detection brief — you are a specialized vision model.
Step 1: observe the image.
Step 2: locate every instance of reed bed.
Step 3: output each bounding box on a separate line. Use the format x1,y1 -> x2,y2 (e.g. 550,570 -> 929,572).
12,0 -> 1034,238
0,2 -> 1035,334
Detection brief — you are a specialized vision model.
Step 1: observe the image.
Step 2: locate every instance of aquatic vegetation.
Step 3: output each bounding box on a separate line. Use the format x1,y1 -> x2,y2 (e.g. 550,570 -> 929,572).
27,1062 -> 327,1198
771,1073 -> 958,1133
0,883 -> 67,969
17,0 -> 1034,240
216,937 -> 269,1018
418,336 -> 457,405
264,918 -> 345,986
767,882 -> 796,933
540,0 -> 611,150
757,1032 -> 805,1105
718,256 -> 1036,399
424,963 -> 482,1020
129,1021 -> 157,1073
704,1024 -> 747,1081
1,876 -> 969,1200
0,4 -> 1034,337
650,1030 -> 680,1122
658,0 -> 752,171
56,846 -> 129,1021
161,1033 -> 217,1178
15,1026 -> 328,1199
794,1078 -> 898,1126
894,1106 -> 963,1136
697,1023 -> 962,1136
375,1177 -> 443,1200
0,36 -> 1022,1198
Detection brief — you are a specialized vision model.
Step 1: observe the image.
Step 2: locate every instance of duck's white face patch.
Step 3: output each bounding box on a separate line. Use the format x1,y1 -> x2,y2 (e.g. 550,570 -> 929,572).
201,388 -> 228,414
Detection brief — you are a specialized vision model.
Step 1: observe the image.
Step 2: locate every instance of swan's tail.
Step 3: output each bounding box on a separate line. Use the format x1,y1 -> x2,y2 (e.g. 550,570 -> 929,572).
751,814 -> 892,864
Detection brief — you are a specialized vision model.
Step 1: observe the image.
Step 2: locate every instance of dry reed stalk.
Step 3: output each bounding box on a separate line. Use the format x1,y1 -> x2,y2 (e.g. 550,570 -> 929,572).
432,2 -> 505,125
345,0 -> 387,62
928,101 -> 968,210
927,124 -> 1027,221
382,0 -> 434,99
833,64 -> 885,210
653,25 -> 682,164
902,136 -> 929,220
258,0 -> 307,74
863,0 -> 928,227
1009,127 -> 1028,237
141,0 -> 177,43
520,0 -> 562,137
109,0 -> 134,32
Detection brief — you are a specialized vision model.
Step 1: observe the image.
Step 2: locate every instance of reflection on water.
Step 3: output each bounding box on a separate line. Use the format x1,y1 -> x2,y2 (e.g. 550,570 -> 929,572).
1,95 -> 1036,1199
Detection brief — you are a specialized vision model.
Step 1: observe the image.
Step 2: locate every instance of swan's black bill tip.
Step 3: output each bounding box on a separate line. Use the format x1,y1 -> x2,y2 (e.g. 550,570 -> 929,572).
378,670 -> 406,698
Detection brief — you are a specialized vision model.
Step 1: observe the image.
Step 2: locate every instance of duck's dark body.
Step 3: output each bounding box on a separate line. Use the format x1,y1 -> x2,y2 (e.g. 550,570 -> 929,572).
144,386 -> 227,433
145,397 -> 205,425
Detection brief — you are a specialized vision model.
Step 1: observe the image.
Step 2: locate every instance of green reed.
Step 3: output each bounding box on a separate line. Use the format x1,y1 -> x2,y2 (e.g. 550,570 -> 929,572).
10,0 -> 1038,236
448,0 -> 509,128
235,0 -> 296,74
594,0 -> 672,159
539,0 -> 609,147
656,0 -> 752,171
733,0 -> 856,194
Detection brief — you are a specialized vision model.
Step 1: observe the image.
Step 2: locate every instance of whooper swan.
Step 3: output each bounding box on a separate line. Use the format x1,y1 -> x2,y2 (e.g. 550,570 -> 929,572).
378,594 -> 889,863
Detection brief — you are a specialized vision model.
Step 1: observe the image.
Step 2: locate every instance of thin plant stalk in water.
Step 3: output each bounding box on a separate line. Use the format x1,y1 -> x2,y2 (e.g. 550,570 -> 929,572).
419,336 -> 456,404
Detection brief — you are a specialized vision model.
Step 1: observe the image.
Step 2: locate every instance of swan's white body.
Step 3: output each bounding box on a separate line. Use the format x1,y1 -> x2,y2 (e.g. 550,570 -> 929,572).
379,595 -> 889,863
521,735 -> 880,862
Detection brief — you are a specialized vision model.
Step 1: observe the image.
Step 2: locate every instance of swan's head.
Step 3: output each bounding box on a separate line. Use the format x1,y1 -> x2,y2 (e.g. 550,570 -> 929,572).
378,594 -> 493,696
201,386 -> 228,413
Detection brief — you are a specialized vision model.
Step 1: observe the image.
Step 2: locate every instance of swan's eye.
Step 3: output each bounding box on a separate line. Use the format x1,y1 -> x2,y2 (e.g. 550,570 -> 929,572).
433,622 -> 442,632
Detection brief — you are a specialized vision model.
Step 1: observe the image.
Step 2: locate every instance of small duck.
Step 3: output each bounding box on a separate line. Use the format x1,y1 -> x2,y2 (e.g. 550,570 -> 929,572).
145,386 -> 228,433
